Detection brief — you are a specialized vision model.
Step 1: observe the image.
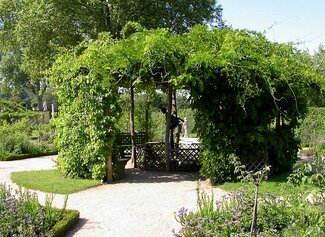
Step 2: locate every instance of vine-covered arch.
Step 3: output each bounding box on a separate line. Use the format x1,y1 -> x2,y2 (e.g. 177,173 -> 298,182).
51,25 -> 320,182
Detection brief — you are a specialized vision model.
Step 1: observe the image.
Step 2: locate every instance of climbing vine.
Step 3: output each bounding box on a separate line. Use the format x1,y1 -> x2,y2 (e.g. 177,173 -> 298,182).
50,35 -> 122,180
51,25 -> 321,181
181,26 -> 320,181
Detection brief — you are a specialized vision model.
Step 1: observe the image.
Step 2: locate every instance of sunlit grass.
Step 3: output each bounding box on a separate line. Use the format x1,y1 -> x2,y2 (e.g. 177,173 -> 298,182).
11,169 -> 101,194
217,172 -> 314,195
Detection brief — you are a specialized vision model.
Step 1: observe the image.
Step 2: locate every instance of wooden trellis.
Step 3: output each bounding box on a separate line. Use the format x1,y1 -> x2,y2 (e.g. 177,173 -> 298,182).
136,142 -> 201,171
245,160 -> 269,173
116,132 -> 147,145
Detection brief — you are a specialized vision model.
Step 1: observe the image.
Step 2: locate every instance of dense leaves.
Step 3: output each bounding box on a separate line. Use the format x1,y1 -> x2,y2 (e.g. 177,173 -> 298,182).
0,0 -> 223,108
51,35 -> 122,180
0,99 -> 40,122
182,27 -> 321,180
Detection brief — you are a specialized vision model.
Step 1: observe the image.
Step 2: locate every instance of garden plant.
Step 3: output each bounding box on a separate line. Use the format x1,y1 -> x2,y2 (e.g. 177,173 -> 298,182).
174,162 -> 324,237
0,183 -> 78,237
0,99 -> 57,160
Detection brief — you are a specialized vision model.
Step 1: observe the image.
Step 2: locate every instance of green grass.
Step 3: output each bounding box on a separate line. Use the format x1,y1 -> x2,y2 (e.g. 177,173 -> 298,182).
217,172 -> 314,195
11,169 -> 101,194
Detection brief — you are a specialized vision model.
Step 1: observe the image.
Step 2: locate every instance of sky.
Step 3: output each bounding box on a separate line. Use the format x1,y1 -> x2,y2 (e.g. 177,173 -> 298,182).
218,0 -> 325,53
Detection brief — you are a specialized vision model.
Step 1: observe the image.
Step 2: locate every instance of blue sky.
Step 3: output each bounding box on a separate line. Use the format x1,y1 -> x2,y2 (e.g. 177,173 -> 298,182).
218,0 -> 325,53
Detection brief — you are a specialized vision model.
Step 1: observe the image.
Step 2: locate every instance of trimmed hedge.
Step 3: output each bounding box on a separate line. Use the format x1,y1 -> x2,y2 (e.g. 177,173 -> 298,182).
47,209 -> 80,237
0,151 -> 58,161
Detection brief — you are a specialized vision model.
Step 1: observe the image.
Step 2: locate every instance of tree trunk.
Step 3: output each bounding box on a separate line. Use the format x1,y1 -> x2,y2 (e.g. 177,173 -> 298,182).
130,85 -> 136,167
165,85 -> 173,172
102,0 -> 111,31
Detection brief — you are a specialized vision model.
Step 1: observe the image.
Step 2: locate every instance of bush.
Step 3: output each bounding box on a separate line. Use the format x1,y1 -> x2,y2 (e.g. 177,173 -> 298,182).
200,151 -> 240,184
296,107 -> 325,153
0,120 -> 57,159
0,184 -> 72,237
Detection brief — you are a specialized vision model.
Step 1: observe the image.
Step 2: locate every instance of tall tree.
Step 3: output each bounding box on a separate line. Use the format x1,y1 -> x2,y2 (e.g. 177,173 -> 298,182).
106,0 -> 224,34
0,0 -> 106,108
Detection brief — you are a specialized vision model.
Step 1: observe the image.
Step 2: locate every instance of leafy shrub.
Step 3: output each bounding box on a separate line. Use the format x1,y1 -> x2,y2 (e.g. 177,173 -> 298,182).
0,99 -> 41,124
296,107 -> 325,153
51,36 -> 121,180
0,184 -> 67,237
200,151 -> 240,184
0,120 -> 56,158
0,121 -> 30,156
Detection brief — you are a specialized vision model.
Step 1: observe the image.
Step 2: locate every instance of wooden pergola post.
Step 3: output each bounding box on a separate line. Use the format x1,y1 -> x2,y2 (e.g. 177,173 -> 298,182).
106,146 -> 113,183
165,85 -> 173,172
130,84 -> 136,167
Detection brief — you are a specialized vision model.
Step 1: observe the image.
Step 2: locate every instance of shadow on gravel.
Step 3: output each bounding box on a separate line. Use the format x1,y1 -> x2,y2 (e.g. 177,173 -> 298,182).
65,218 -> 88,237
116,168 -> 203,184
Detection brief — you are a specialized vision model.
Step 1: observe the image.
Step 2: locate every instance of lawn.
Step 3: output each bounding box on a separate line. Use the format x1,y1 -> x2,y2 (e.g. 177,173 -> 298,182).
11,169 -> 102,194
217,172 -> 314,195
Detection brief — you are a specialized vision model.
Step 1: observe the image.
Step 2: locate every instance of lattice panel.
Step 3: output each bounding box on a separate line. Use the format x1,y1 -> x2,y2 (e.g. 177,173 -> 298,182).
136,142 -> 201,171
116,132 -> 147,145
170,146 -> 201,171
245,160 -> 268,173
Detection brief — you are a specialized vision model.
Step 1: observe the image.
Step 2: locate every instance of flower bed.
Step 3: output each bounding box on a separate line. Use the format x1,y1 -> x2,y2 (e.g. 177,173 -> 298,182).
0,184 -> 79,237
174,184 -> 324,237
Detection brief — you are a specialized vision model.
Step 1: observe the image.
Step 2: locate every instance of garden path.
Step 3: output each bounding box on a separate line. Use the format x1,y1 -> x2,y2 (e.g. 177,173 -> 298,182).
0,155 -> 227,237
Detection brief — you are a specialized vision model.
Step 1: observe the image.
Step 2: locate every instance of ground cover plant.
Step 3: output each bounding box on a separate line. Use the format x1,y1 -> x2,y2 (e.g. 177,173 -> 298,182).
11,169 -> 101,194
0,183 -> 78,237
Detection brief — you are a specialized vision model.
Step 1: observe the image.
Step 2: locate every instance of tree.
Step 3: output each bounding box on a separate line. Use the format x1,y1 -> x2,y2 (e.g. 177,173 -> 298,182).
105,0 -> 224,34
310,45 -> 325,107
0,0 -> 224,87
0,0 -> 107,109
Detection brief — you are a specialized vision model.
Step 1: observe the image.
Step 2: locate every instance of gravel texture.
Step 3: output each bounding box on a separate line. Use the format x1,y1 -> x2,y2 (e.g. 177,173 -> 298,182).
0,156 -> 227,237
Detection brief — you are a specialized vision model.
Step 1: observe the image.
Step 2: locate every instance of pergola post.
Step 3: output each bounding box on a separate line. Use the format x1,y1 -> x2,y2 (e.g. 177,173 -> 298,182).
130,84 -> 136,167
106,147 -> 113,182
165,85 -> 173,172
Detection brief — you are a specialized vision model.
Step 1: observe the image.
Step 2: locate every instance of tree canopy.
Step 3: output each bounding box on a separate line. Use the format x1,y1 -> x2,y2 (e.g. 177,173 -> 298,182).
0,0 -> 224,108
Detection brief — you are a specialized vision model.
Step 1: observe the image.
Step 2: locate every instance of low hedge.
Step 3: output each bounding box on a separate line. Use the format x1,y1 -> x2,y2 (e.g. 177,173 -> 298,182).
0,151 -> 58,161
47,209 -> 80,237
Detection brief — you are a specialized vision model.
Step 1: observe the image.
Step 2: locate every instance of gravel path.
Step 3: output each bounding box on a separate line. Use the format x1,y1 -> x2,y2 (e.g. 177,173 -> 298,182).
0,156 -> 227,237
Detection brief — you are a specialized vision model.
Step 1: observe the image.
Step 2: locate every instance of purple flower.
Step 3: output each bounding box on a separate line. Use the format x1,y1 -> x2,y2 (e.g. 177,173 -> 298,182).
177,207 -> 188,218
